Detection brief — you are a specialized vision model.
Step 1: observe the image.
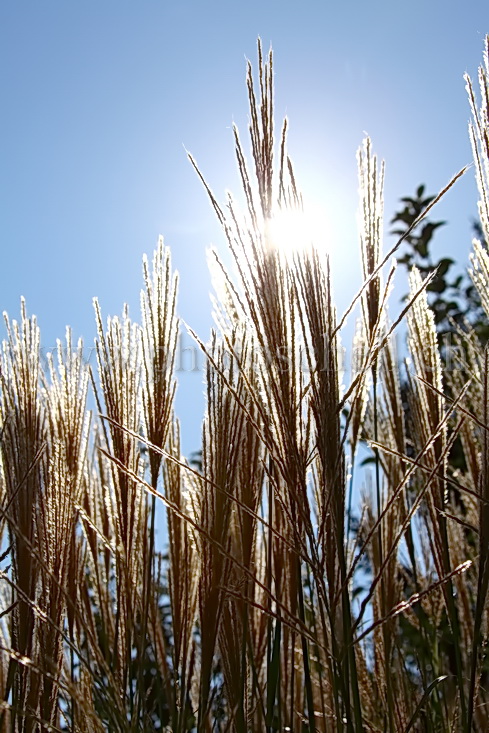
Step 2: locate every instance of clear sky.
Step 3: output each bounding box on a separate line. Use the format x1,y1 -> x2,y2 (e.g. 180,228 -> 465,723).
1,1 -> 488,455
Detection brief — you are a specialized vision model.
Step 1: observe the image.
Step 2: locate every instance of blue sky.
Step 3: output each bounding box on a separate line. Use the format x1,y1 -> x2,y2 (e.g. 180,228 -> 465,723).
1,1 -> 488,454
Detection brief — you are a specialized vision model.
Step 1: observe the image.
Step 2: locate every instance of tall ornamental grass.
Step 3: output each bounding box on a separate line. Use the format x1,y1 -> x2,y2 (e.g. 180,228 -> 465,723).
0,36 -> 488,732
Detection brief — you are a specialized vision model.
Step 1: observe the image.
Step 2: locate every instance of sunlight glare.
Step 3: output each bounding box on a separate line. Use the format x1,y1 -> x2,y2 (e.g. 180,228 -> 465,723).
265,205 -> 329,258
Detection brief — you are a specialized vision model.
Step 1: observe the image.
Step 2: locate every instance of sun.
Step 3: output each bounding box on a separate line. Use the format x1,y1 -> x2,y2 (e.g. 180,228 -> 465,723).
264,205 -> 330,259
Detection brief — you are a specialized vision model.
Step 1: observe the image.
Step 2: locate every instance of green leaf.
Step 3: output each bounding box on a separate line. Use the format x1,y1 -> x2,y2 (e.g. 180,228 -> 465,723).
403,676 -> 448,733
414,240 -> 429,258
445,300 -> 460,313
427,277 -> 447,293
436,257 -> 454,277
394,208 -> 415,225
391,228 -> 409,236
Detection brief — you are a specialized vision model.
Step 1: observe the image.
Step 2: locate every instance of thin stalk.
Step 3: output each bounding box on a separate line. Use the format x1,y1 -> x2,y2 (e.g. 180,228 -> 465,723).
136,490 -> 157,725
289,630 -> 295,733
440,535 -> 467,727
347,462 -> 355,544
372,363 -> 394,733
337,534 -> 363,733
70,645 -> 76,732
304,563 -> 328,728
467,347 -> 489,732
296,557 -> 315,733
266,457 -> 274,733
235,587 -> 249,733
